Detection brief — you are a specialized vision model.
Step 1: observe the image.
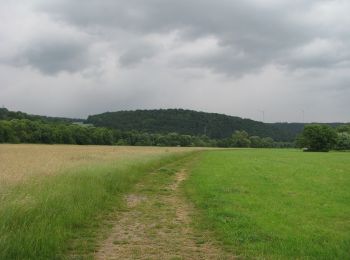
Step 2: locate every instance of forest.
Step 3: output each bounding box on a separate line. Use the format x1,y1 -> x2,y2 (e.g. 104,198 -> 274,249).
0,118 -> 292,148
0,108 -> 289,147
1,107 -> 349,149
86,109 -> 297,141
86,109 -> 345,142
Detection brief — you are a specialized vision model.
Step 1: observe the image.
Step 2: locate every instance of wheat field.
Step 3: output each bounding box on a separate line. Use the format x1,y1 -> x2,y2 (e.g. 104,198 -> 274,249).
0,144 -> 196,259
0,144 -> 193,187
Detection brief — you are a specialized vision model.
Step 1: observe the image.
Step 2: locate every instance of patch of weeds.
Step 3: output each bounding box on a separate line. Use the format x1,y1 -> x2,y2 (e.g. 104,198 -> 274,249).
169,256 -> 182,260
113,240 -> 128,245
195,239 -> 206,245
131,247 -> 142,257
154,224 -> 162,229
154,202 -> 165,208
159,188 -> 170,194
167,224 -> 177,229
158,167 -> 176,175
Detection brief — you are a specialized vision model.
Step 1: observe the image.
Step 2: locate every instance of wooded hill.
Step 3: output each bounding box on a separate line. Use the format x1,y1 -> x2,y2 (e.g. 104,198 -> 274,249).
0,107 -> 82,123
87,109 -> 306,142
2,107 -> 345,143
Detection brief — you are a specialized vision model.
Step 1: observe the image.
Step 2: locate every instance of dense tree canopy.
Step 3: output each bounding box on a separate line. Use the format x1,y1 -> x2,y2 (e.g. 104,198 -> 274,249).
3,108 -> 348,150
0,119 -> 114,145
297,124 -> 337,152
0,118 -> 292,148
334,124 -> 350,150
231,130 -> 251,147
0,107 -> 81,123
86,109 -> 304,142
2,107 -> 348,144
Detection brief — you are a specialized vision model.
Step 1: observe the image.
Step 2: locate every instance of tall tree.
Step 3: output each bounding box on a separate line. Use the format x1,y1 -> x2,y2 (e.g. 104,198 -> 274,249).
297,124 -> 337,152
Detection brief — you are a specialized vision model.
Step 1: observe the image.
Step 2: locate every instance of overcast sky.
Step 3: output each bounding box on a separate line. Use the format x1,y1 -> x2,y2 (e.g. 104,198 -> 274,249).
1,0 -> 349,122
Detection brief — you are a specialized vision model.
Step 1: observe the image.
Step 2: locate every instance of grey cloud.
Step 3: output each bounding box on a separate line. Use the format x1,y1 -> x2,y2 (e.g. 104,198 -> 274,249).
1,0 -> 349,122
183,46 -> 266,76
119,43 -> 157,67
281,38 -> 350,70
16,39 -> 90,74
39,0 -> 350,75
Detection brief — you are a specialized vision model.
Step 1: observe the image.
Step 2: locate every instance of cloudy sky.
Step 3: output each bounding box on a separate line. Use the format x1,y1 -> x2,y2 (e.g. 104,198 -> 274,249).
1,0 -> 349,122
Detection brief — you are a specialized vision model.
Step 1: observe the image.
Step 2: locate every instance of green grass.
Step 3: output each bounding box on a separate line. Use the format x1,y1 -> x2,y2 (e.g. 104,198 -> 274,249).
185,149 -> 350,259
0,152 -> 192,259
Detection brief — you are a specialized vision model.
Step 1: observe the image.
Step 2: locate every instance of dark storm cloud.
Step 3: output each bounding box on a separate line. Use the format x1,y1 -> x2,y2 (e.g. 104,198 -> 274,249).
41,0 -> 296,75
39,0 -> 350,75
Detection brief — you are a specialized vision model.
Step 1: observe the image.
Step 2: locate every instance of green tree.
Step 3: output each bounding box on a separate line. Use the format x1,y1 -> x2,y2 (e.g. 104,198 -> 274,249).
336,124 -> 350,134
261,137 -> 274,148
297,124 -> 337,152
232,130 -> 251,147
179,135 -> 192,147
335,132 -> 350,150
0,121 -> 17,142
249,136 -> 262,148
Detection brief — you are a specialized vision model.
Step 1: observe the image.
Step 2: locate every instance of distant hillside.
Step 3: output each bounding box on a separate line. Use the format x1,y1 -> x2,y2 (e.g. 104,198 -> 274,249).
87,109 -> 301,141
0,107 -> 82,123
2,108 -> 345,142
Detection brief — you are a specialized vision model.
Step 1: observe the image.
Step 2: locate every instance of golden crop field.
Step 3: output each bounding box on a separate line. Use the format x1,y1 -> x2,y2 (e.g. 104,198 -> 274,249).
0,144 -> 194,187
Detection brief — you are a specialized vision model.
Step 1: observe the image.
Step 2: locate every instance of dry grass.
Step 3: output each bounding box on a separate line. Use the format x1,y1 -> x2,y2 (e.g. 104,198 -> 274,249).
0,145 -> 195,259
0,144 -> 195,187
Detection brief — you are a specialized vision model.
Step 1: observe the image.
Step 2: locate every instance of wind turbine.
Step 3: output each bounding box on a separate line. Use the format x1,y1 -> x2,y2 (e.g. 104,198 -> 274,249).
259,110 -> 265,123
301,110 -> 305,123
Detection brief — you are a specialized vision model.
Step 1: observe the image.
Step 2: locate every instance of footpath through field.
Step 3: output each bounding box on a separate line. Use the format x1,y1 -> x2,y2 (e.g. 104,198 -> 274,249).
94,159 -> 234,259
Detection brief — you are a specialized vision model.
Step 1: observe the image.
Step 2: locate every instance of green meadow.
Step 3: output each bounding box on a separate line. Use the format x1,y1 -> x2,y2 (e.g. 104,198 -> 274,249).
1,145 -> 349,259
185,149 -> 350,259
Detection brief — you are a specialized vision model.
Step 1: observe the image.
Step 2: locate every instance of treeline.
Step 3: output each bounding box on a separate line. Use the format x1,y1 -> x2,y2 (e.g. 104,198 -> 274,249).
216,130 -> 293,148
0,119 -> 292,148
0,119 -> 114,145
296,124 -> 350,151
3,107 -> 348,143
116,130 -> 292,148
2,108 -> 347,150
0,107 -> 81,123
336,125 -> 350,150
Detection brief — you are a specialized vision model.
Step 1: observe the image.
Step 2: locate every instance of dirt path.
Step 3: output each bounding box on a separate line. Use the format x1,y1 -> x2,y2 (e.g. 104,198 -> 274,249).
95,165 -> 235,259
